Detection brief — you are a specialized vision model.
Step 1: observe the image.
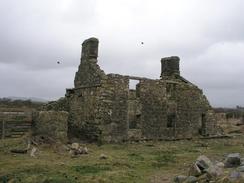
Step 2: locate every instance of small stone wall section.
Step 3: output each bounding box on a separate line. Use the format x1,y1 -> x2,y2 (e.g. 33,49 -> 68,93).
32,111 -> 68,142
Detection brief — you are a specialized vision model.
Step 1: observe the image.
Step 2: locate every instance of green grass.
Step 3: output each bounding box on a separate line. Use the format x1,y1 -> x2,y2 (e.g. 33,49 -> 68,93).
72,165 -> 111,175
1,136 -> 244,182
152,151 -> 176,168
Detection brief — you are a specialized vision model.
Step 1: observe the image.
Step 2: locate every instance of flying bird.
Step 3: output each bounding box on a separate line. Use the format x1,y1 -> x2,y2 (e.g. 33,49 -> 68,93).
57,61 -> 60,64
141,42 -> 144,45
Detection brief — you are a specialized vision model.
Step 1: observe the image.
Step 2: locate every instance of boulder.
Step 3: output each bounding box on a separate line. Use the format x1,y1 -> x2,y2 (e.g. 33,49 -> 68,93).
217,176 -> 231,183
173,175 -> 187,183
206,165 -> 223,179
99,153 -> 108,160
196,155 -> 214,171
224,153 -> 241,168
82,147 -> 88,154
229,171 -> 241,181
240,158 -> 244,166
71,143 -> 80,150
78,147 -> 88,154
188,163 -> 202,177
30,147 -> 38,157
196,174 -> 209,182
184,176 -> 197,183
216,162 -> 225,168
70,146 -> 88,156
237,165 -> 244,172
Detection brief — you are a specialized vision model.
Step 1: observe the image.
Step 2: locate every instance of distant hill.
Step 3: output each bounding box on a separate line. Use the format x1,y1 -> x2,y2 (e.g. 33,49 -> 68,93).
0,97 -> 47,110
214,106 -> 244,119
7,96 -> 48,103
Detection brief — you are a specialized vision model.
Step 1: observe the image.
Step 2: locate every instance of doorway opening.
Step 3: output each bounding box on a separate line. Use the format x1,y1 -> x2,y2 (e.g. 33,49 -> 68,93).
167,113 -> 176,128
200,113 -> 207,135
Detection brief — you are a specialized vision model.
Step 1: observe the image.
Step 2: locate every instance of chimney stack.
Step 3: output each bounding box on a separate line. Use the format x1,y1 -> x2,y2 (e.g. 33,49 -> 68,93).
81,37 -> 99,60
160,56 -> 180,78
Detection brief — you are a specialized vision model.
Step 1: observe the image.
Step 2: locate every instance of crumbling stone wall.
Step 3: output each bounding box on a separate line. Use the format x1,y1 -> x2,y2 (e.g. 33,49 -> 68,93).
32,111 -> 68,142
42,97 -> 69,112
67,74 -> 129,143
138,79 -> 168,139
169,81 -> 216,137
67,38 -> 130,143
67,86 -> 101,142
97,74 -> 129,142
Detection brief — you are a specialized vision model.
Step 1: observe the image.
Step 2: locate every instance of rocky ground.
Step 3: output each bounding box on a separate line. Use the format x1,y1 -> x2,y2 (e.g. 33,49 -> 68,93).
1,135 -> 244,183
174,153 -> 244,182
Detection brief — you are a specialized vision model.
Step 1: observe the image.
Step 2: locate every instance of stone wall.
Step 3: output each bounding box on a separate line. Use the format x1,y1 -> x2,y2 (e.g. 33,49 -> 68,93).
67,85 -> 100,142
135,78 -> 217,140
174,82 -> 216,137
97,74 -> 129,143
32,111 -> 68,142
67,74 -> 129,143
138,79 -> 168,139
42,97 -> 69,112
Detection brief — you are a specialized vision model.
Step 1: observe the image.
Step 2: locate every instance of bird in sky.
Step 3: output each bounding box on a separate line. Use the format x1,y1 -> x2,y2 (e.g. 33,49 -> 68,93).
141,42 -> 144,45
57,61 -> 60,64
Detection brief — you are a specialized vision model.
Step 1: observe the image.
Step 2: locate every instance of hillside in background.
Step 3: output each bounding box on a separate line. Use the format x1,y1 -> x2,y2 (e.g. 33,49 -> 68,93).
0,97 -> 47,111
214,106 -> 244,119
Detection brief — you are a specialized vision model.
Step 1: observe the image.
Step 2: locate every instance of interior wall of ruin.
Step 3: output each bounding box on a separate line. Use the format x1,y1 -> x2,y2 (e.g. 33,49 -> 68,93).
67,86 -> 101,142
97,74 -> 129,142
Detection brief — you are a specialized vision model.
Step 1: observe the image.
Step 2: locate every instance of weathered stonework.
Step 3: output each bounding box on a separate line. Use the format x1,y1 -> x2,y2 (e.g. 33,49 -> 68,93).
74,38 -> 106,88
32,111 -> 68,142
65,37 -> 218,143
42,97 -> 69,112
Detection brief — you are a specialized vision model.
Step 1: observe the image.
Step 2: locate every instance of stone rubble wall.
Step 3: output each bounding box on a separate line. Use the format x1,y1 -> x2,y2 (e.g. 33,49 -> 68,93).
42,97 -> 69,112
97,74 -> 129,143
137,78 -> 217,140
67,74 -> 129,143
67,86 -> 100,142
32,111 -> 68,142
138,79 -> 168,139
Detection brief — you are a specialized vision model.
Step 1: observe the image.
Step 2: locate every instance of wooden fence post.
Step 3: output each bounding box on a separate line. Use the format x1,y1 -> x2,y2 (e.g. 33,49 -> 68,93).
2,120 -> 5,140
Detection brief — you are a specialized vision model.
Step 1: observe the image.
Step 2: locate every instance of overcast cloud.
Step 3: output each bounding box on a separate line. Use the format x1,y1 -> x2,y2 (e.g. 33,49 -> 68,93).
0,0 -> 243,107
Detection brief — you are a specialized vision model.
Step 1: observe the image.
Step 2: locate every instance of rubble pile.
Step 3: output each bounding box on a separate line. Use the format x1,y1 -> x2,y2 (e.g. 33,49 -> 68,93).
174,153 -> 244,183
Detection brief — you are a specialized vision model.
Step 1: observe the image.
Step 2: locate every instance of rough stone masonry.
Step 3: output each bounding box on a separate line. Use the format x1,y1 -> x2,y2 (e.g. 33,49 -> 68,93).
55,37 -> 218,143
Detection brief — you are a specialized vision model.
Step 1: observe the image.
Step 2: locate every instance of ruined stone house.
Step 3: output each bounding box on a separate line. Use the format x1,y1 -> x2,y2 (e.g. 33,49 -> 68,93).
64,37 -> 218,143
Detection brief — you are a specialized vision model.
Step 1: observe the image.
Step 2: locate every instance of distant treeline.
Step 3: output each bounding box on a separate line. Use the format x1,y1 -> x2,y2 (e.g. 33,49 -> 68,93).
214,106 -> 244,119
0,98 -> 46,110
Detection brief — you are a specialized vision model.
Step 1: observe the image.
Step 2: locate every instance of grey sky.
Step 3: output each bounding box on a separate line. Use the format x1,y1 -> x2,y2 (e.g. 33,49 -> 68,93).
0,0 -> 243,107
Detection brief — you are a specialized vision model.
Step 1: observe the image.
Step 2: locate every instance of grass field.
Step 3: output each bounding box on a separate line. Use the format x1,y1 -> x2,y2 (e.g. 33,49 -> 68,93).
1,135 -> 244,183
